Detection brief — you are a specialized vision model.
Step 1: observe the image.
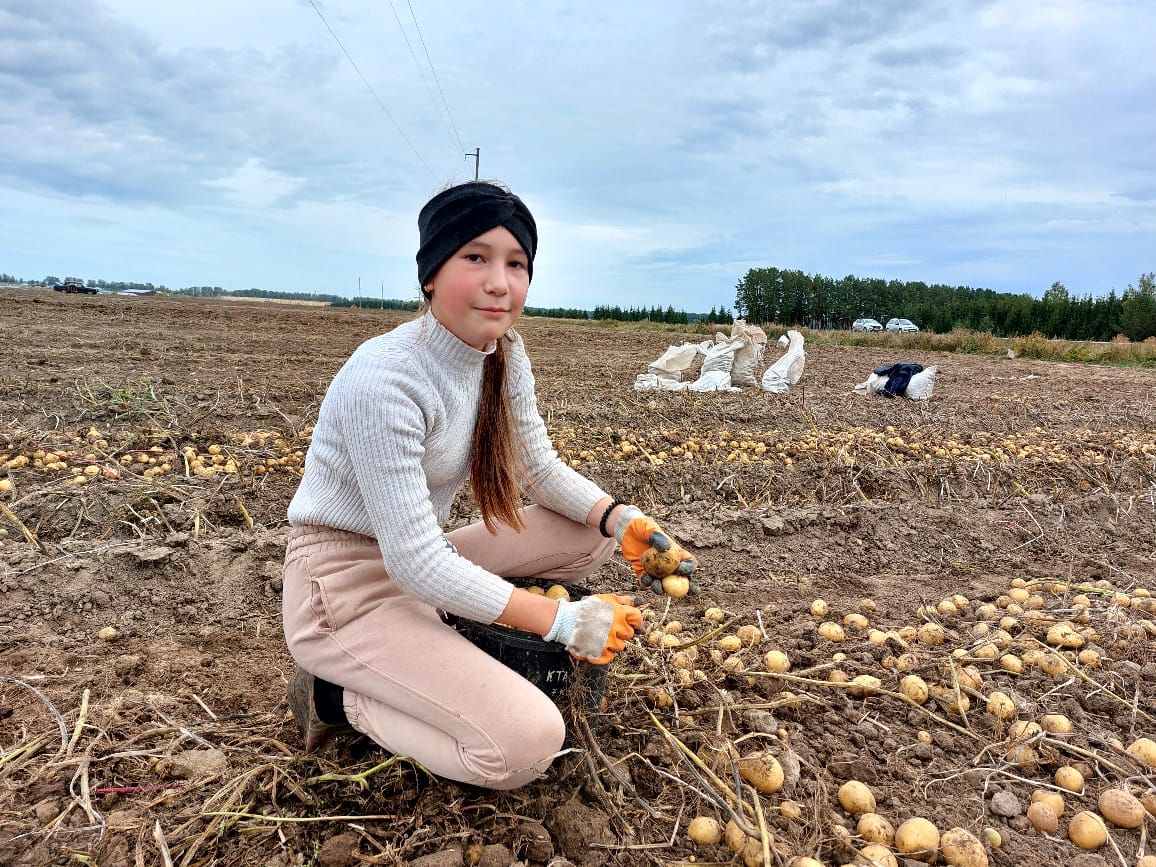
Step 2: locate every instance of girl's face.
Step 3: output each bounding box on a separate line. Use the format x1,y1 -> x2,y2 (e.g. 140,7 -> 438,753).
425,226 -> 530,350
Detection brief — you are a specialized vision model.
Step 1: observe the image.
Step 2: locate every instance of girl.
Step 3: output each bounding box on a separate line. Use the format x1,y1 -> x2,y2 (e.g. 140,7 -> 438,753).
282,181 -> 696,790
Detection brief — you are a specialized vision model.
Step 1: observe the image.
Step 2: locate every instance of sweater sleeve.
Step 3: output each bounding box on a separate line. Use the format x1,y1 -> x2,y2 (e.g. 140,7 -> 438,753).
506,335 -> 609,523
329,351 -> 514,624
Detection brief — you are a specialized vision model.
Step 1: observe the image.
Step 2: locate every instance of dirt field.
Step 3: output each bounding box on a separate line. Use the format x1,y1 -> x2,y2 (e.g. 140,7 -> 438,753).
2,288 -> 1154,867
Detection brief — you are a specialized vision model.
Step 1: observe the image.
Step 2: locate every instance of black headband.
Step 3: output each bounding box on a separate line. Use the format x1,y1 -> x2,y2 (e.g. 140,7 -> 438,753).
416,182 -> 538,287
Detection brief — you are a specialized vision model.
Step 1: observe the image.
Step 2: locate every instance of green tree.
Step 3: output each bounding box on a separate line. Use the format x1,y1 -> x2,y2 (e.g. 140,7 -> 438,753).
1120,273 -> 1156,341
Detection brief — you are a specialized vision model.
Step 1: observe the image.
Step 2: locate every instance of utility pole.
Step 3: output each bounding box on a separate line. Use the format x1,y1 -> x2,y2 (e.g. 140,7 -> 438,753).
465,148 -> 479,180
381,281 -> 384,311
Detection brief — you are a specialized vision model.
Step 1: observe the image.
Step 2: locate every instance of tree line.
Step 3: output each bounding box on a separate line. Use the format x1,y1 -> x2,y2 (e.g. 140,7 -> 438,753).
734,268 -> 1156,341
588,305 -> 735,324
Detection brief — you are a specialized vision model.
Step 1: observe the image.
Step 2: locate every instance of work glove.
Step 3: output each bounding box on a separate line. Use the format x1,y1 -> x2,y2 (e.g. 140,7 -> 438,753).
544,594 -> 644,665
616,506 -> 699,596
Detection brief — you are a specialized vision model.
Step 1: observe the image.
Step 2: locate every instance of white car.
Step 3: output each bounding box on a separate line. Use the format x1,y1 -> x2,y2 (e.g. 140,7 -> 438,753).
851,318 -> 884,332
885,318 -> 920,333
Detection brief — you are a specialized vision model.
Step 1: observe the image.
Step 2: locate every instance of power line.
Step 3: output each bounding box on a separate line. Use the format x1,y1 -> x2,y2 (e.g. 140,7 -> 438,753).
404,0 -> 467,157
383,0 -> 465,158
305,0 -> 437,179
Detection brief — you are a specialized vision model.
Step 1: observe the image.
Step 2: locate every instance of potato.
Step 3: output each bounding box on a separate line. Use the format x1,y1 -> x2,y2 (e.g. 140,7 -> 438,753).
1054,766 -> 1084,792
985,692 -> 1016,721
686,815 -> 722,845
917,623 -> 945,646
704,607 -> 726,623
764,650 -> 790,673
1076,649 -> 1100,667
1126,737 -> 1156,769
779,799 -> 803,821
1040,714 -> 1072,735
789,859 -> 824,867
818,621 -> 845,642
1037,652 -> 1067,677
940,827 -> 987,867
661,575 -> 691,599
856,813 -> 895,846
998,654 -> 1023,674
525,585 -> 546,596
895,653 -> 919,672
737,752 -> 784,794
810,598 -> 829,617
736,624 -> 762,646
893,817 -> 939,863
1097,788 -> 1146,828
928,684 -> 970,715
1026,801 -> 1058,834
642,546 -> 681,578
837,780 -> 876,815
1030,789 -> 1065,817
544,584 -> 570,601
1008,720 -> 1041,741
1142,791 -> 1156,817
664,620 -> 684,635
957,665 -> 984,690
718,635 -> 743,652
1068,811 -> 1107,849
740,839 -> 766,867
850,674 -> 882,698
980,827 -> 1001,849
1003,744 -> 1039,770
856,843 -> 897,866
724,818 -> 748,853
844,612 -> 870,630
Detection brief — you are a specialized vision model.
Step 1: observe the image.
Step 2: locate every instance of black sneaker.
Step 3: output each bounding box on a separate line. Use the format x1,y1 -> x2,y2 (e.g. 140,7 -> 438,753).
286,666 -> 352,753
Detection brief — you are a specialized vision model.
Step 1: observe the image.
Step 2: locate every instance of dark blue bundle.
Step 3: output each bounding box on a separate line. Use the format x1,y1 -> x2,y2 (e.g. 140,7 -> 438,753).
872,362 -> 925,398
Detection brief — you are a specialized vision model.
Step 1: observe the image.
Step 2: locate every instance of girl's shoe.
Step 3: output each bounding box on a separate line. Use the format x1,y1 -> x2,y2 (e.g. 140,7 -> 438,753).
286,666 -> 352,753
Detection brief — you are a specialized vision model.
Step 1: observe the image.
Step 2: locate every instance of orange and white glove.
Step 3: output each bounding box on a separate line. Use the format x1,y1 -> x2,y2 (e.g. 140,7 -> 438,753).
616,505 -> 699,596
544,594 -> 644,665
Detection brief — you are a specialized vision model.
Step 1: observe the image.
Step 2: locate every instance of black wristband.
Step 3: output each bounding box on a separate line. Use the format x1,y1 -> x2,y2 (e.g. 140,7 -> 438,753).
597,499 -> 624,538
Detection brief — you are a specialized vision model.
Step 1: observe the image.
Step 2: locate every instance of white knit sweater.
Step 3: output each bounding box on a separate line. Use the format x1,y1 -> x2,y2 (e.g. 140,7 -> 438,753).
287,310 -> 608,624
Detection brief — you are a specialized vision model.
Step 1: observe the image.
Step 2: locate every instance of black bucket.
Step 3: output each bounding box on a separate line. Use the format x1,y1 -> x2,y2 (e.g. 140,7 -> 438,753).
448,583 -> 608,709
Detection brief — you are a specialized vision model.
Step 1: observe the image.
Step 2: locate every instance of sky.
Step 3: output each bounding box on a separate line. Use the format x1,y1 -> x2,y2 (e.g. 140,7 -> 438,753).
1,0 -> 1153,312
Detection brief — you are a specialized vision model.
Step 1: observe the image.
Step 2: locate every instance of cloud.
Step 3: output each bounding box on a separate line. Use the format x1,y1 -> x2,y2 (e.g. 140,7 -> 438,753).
205,159 -> 305,208
0,0 -> 1153,311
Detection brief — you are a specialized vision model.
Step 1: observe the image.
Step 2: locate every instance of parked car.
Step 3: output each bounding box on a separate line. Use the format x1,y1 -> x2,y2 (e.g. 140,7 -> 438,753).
852,318 -> 884,332
885,317 -> 920,333
55,277 -> 97,295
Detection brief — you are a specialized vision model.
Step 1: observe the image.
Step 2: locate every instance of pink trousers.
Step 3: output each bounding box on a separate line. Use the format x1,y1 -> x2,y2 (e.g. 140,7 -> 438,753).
282,506 -> 615,789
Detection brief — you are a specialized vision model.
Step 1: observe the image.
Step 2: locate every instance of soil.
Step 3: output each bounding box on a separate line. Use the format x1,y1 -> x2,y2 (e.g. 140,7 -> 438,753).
1,288 -> 1154,867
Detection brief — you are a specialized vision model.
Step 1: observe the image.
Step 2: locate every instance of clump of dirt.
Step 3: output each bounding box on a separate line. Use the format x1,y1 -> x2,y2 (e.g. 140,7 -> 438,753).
1,289 -> 1154,866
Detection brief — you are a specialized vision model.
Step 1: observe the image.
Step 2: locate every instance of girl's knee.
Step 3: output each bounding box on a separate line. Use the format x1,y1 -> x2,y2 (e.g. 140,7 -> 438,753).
467,703 -> 565,789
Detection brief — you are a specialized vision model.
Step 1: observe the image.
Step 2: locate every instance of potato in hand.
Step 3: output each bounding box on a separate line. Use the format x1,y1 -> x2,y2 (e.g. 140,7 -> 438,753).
641,545 -> 681,578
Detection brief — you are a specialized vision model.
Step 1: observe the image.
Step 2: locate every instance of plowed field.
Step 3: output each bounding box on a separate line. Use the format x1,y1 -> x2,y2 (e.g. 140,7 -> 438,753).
2,288 -> 1154,867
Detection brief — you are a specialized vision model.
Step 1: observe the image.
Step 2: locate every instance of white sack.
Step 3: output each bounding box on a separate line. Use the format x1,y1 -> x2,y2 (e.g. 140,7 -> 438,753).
634,373 -> 689,391
730,319 -> 770,388
905,366 -> 938,400
646,342 -> 703,379
686,338 -> 742,391
760,330 -> 806,394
